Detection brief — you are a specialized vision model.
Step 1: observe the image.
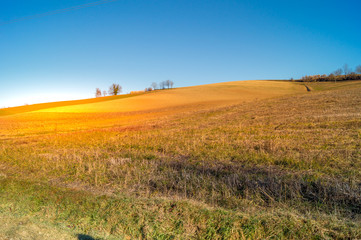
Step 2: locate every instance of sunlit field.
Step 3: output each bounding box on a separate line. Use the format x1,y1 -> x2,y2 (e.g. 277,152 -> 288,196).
0,80 -> 360,239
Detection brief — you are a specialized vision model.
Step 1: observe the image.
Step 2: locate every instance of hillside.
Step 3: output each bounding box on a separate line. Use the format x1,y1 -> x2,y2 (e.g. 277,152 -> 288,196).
0,92 -> 145,116
1,80 -> 305,116
0,80 -> 360,239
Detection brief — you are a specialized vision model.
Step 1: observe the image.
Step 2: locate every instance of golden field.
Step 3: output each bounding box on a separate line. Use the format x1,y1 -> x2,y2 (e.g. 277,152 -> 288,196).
0,80 -> 360,239
0,80 -> 305,137
34,80 -> 305,113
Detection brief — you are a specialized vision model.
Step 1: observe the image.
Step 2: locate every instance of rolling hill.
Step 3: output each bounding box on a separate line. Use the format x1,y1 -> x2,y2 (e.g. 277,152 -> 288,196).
1,80 -> 305,116
0,80 -> 360,239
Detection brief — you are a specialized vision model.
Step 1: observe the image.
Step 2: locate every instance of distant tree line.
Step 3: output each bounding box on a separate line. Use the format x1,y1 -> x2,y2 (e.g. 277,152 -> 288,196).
297,64 -> 361,82
151,80 -> 174,90
95,83 -> 122,98
95,80 -> 175,98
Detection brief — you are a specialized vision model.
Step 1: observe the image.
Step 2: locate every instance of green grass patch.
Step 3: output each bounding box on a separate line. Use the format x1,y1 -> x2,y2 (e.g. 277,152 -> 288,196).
1,178 -> 359,239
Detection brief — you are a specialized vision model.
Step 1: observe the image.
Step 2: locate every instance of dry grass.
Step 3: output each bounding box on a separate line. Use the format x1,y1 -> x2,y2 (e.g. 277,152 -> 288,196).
0,80 -> 360,239
0,214 -> 77,240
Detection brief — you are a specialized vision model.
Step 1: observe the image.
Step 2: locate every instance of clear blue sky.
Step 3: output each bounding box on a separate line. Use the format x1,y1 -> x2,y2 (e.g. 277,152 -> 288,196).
1,0 -> 360,107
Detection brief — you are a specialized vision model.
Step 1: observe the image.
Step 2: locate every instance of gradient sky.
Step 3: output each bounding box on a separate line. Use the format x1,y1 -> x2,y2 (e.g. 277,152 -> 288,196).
1,0 -> 360,107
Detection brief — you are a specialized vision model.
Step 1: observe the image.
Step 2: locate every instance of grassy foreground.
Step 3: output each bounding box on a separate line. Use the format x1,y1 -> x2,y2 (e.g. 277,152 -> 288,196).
0,80 -> 360,239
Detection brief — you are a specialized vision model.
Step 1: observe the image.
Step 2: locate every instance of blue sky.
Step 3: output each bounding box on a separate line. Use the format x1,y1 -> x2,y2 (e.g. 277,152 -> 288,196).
1,0 -> 360,107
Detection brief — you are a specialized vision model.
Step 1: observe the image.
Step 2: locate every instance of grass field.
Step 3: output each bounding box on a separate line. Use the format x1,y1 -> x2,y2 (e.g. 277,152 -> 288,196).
0,80 -> 360,239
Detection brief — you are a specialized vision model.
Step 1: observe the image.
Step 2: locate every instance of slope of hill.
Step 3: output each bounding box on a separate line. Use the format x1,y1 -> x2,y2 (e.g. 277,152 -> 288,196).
0,80 -> 360,239
34,80 -> 305,113
0,92 -> 145,116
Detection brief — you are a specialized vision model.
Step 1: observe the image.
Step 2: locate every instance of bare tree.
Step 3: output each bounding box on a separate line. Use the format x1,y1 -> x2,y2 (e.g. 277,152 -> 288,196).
332,68 -> 343,83
170,80 -> 174,88
356,65 -> 361,74
333,68 -> 342,76
108,83 -> 122,96
165,80 -> 170,89
151,82 -> 158,90
343,64 -> 351,76
159,81 -> 165,89
103,90 -> 107,97
95,88 -> 102,98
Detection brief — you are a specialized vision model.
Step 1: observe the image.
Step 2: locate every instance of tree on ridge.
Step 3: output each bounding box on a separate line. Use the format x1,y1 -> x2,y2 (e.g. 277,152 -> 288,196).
95,88 -> 102,98
109,83 -> 122,96
151,82 -> 158,90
